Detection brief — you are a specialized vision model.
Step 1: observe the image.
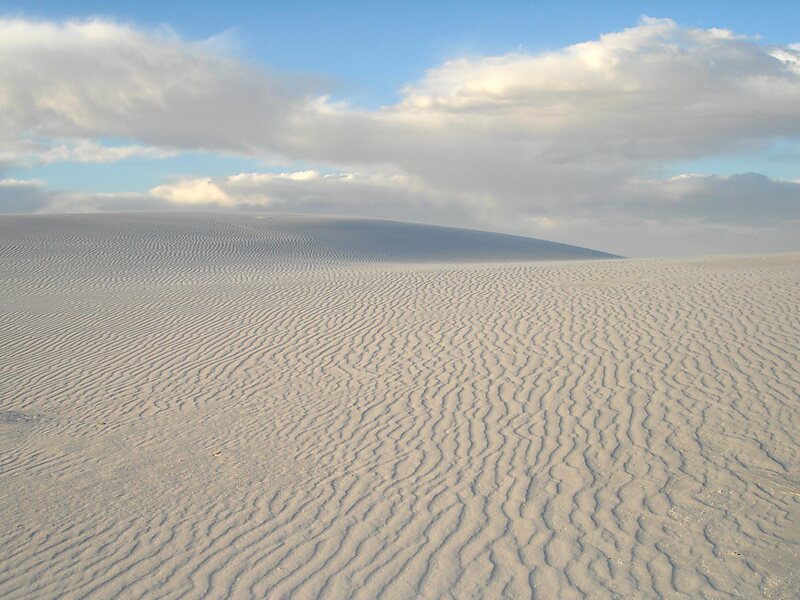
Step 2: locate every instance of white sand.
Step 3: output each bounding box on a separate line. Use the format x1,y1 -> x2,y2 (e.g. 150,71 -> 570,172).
1,214 -> 798,599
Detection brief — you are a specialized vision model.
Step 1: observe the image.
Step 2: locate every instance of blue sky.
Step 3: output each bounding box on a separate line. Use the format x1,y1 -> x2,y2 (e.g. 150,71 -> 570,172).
0,2 -> 798,255
8,1 -> 800,106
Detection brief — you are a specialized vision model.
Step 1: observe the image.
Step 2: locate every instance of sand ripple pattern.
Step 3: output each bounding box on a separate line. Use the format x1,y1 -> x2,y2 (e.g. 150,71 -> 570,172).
1,215 -> 798,599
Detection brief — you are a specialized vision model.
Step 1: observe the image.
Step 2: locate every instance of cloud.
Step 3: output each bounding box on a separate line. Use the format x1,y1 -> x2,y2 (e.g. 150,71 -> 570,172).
0,18 -> 319,160
151,178 -> 233,207
2,138 -> 177,168
626,172 -> 800,226
4,168 -> 797,256
0,178 -> 173,214
267,17 -> 800,226
149,169 -> 800,256
4,16 -> 798,166
0,179 -> 51,212
150,170 -> 480,224
394,18 -> 800,151
1,16 -> 799,256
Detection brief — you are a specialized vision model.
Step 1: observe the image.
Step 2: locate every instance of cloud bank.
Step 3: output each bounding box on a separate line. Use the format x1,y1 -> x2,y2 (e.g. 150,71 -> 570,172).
1,16 -> 798,256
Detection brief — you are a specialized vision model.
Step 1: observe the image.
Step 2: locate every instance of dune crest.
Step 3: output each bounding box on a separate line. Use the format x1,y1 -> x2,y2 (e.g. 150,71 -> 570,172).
0,213 -> 617,265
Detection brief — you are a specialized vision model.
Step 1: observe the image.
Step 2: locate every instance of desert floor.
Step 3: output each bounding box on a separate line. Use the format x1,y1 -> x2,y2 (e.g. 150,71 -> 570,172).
1,214 -> 798,599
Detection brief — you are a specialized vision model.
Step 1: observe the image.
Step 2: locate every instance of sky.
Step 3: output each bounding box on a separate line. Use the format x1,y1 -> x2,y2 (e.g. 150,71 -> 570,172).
1,1 -> 799,257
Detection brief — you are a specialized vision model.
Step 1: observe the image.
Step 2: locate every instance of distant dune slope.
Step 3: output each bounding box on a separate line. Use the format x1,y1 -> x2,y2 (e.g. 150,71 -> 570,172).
1,214 -> 797,599
0,213 -> 618,267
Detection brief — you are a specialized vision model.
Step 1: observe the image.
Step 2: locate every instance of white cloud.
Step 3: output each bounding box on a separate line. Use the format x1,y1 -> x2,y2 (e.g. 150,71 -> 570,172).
0,18 -> 318,159
529,216 -> 557,230
151,178 -> 233,206
1,16 -> 799,256
379,17 -> 800,164
4,16 -> 798,166
150,170 -> 479,224
5,139 -> 177,167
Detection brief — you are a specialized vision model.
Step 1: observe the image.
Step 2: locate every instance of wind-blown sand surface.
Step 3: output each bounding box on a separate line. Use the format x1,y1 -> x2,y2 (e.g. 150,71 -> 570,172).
1,214 -> 798,599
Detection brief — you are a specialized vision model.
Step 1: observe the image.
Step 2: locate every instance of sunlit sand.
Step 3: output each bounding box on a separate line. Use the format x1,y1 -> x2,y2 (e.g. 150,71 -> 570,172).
1,214 -> 797,598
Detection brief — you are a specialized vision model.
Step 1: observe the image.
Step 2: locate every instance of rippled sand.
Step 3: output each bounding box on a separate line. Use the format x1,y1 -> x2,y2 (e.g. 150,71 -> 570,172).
1,214 -> 797,599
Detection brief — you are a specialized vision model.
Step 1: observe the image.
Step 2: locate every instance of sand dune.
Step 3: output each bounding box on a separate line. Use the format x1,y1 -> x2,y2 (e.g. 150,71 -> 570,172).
0,214 -> 797,599
0,213 -> 617,266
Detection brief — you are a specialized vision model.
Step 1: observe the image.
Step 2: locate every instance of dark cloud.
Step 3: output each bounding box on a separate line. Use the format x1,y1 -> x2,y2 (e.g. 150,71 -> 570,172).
0,180 -> 50,213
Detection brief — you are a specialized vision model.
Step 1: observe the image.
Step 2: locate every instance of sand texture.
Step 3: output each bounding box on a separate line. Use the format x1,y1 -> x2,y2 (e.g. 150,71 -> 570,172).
1,214 -> 798,599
